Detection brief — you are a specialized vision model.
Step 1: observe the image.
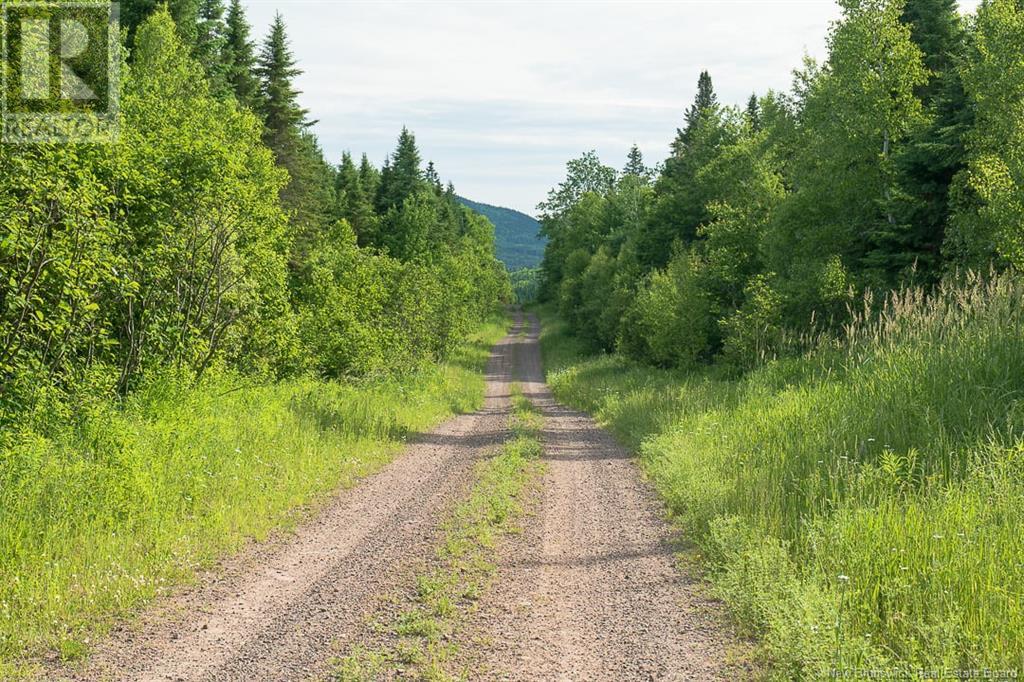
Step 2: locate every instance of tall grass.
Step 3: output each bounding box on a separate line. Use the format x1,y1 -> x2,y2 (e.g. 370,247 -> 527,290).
540,273 -> 1024,677
0,316 -> 508,674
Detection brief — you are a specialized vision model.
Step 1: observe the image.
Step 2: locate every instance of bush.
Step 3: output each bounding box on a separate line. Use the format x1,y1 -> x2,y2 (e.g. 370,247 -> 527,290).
620,251 -> 713,368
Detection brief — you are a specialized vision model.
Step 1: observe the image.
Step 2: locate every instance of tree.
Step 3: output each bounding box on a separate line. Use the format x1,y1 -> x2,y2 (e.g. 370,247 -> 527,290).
871,0 -> 969,281
536,152 -> 616,299
681,70 -> 719,147
256,12 -> 311,144
946,0 -> 1024,269
745,93 -> 761,131
194,0 -> 229,95
223,0 -> 260,107
254,13 -> 335,274
764,0 -> 928,320
376,127 -> 423,212
117,8 -> 294,385
121,0 -> 200,49
622,145 -> 651,182
638,71 -> 732,269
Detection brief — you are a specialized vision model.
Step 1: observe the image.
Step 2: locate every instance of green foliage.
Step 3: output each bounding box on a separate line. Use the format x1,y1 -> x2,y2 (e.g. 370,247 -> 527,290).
541,271 -> 1024,674
622,251 -> 713,369
946,0 -> 1024,269
538,0 -> 1018,372
223,0 -> 259,107
0,3 -> 508,671
0,319 -> 508,666
508,268 -> 540,304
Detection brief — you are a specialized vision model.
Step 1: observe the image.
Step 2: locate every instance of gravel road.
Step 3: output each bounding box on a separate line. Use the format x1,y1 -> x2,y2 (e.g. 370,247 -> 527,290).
457,313 -> 737,680
48,311 -> 738,682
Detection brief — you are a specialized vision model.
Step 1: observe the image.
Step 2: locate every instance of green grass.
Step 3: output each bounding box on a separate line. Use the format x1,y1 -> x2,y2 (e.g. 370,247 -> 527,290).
336,384 -> 545,681
537,273 -> 1024,678
0,316 -> 509,677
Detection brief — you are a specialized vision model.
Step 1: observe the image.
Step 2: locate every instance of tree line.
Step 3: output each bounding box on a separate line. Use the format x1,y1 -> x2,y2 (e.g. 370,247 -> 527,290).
539,0 -> 1022,369
0,3 -> 508,430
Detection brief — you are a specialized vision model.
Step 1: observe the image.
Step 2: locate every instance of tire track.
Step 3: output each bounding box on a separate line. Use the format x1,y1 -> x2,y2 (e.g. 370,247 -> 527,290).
49,315 -> 526,682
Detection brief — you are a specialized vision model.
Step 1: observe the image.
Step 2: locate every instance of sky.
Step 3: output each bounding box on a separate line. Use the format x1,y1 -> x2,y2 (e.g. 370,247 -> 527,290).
241,0 -> 982,216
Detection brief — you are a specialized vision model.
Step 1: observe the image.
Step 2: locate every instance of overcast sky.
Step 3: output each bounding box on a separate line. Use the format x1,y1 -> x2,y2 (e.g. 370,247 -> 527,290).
241,0 -> 982,216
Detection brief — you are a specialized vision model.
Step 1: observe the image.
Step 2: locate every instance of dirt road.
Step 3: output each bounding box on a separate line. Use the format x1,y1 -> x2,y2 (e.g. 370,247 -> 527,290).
52,312 -> 735,681
459,313 -> 734,680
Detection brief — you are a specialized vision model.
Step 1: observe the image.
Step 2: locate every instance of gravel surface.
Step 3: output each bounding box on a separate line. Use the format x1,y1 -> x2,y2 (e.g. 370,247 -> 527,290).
457,313 -> 739,681
46,317 -> 522,682
45,311 -> 740,681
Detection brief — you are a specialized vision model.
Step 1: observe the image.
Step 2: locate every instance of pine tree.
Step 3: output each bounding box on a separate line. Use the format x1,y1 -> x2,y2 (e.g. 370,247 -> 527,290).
637,71 -> 729,269
223,0 -> 259,107
425,161 -> 442,191
359,153 -> 381,199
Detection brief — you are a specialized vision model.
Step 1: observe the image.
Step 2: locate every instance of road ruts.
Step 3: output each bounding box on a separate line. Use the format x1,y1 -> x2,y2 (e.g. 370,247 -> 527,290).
49,314 -> 527,682
459,312 -> 738,681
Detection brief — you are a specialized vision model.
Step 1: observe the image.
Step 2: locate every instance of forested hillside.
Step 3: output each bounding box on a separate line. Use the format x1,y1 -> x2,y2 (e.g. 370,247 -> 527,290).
0,1 -> 507,668
457,196 -> 545,271
539,0 -> 1024,674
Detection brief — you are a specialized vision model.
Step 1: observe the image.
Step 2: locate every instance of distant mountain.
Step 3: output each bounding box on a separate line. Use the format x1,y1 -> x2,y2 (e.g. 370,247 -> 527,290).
458,196 -> 545,271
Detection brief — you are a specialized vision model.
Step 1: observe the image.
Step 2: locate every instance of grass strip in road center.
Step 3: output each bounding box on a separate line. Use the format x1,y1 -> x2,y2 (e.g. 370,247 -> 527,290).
335,384 -> 545,681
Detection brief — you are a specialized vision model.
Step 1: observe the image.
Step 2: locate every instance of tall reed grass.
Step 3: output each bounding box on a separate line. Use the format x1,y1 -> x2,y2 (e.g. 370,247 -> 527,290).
0,317 -> 508,675
540,273 -> 1024,677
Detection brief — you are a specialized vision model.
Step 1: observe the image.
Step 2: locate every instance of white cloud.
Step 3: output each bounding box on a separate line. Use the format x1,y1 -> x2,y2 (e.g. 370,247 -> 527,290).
241,0 -> 982,214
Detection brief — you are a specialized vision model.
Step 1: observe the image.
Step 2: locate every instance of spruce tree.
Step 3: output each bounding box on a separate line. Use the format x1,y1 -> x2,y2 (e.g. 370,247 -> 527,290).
869,0 -> 968,281
622,145 -> 649,181
256,12 -> 311,148
679,70 -> 719,148
359,153 -> 381,199
194,0 -> 228,95
376,127 -> 423,211
121,0 -> 200,49
637,71 -> 729,269
746,94 -> 761,132
223,0 -> 259,107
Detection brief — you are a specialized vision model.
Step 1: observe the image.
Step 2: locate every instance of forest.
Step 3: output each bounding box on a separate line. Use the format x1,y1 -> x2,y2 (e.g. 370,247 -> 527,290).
539,0 -> 1024,674
0,0 -> 507,670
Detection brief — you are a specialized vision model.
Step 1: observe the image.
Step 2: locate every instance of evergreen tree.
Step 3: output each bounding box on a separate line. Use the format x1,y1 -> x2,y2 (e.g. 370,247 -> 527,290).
680,70 -> 719,146
359,153 -> 382,200
335,151 -> 378,245
869,0 -> 968,280
121,0 -> 201,48
745,93 -> 761,131
637,71 -> 730,269
254,13 -> 334,275
376,128 -> 423,211
223,0 -> 259,107
622,145 -> 650,181
425,161 -> 442,191
256,12 -> 311,146
194,0 -> 229,95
